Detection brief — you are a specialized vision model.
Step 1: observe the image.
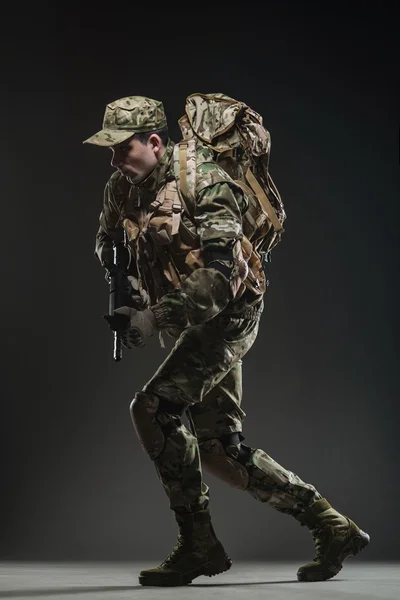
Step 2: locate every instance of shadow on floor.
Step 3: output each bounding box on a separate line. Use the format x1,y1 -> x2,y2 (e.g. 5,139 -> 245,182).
0,578 -> 343,597
0,587 -> 138,598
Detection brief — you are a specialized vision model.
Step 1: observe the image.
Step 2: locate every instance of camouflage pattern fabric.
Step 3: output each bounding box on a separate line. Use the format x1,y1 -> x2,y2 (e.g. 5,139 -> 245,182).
143,305 -> 322,516
83,96 -> 167,146
180,93 -> 271,157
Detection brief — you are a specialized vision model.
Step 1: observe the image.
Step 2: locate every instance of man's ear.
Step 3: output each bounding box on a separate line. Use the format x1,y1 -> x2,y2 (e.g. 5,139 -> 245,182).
148,133 -> 162,153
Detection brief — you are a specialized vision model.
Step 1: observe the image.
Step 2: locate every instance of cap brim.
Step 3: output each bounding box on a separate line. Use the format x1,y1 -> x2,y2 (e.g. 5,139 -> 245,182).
82,129 -> 136,146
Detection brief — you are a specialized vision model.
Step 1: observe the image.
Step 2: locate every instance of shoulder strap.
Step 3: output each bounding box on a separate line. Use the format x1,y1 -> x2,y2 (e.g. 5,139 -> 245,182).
173,141 -> 197,221
179,141 -> 189,200
245,168 -> 284,235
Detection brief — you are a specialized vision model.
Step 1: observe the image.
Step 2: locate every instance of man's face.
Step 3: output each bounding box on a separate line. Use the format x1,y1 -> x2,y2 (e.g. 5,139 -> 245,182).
110,134 -> 162,184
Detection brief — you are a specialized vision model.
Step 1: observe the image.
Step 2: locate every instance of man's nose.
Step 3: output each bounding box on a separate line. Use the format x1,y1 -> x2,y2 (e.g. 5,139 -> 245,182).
110,150 -> 122,168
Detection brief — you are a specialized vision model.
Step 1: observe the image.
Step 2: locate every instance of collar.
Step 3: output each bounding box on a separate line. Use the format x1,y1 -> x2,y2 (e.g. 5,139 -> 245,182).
133,138 -> 175,195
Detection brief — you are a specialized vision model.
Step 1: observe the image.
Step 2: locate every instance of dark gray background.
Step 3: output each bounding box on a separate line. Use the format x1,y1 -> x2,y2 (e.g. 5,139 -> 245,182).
1,2 -> 398,561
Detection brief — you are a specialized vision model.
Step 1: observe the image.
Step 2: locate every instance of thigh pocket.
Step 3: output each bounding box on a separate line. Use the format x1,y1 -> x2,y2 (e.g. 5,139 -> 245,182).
221,317 -> 260,358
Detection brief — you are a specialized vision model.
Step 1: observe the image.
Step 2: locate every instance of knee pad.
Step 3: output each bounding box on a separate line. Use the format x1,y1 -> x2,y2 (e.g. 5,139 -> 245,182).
130,391 -> 183,460
219,432 -> 252,466
199,433 -> 251,491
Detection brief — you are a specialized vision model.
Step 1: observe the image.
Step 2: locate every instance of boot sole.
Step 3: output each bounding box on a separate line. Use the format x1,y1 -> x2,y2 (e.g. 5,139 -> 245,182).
297,528 -> 370,582
139,546 -> 232,586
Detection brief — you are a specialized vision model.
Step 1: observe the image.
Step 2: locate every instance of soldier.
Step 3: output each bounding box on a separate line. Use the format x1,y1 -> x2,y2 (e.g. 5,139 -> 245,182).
83,95 -> 370,586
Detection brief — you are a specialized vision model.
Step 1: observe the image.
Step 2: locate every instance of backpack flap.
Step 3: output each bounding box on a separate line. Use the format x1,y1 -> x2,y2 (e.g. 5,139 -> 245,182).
180,93 -> 244,151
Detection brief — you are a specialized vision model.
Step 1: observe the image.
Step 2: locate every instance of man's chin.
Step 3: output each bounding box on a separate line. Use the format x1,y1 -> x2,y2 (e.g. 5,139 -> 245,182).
119,169 -> 142,183
126,174 -> 145,184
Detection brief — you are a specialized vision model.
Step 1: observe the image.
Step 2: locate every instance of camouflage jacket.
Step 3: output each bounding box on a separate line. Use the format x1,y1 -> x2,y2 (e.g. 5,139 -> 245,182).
95,138 -> 264,337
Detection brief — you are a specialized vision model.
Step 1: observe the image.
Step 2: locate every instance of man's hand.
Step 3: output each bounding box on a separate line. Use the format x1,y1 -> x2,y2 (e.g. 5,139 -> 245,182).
103,306 -> 156,349
126,275 -> 150,310
104,270 -> 150,311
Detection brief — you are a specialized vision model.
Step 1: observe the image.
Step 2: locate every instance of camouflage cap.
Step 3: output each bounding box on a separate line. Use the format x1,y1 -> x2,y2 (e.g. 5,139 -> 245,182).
83,96 -> 167,146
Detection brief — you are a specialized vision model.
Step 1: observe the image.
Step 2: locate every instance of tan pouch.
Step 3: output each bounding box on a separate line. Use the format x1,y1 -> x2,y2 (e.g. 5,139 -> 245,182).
185,248 -> 205,272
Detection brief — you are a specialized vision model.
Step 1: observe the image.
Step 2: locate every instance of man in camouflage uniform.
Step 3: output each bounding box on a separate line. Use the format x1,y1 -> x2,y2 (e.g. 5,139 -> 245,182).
83,95 -> 370,586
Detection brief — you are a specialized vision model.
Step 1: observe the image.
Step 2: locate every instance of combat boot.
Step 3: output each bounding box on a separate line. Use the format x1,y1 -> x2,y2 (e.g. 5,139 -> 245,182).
138,509 -> 232,586
295,498 -> 370,582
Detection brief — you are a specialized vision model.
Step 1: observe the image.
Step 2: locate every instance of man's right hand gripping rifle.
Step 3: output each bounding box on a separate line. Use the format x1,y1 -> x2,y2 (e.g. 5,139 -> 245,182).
103,240 -> 155,358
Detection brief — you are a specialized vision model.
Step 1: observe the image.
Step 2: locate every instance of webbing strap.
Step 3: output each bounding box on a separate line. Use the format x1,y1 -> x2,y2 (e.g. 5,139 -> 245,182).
171,210 -> 180,236
234,179 -> 255,199
245,168 -> 284,234
165,182 -> 182,236
179,142 -> 189,201
176,139 -> 197,222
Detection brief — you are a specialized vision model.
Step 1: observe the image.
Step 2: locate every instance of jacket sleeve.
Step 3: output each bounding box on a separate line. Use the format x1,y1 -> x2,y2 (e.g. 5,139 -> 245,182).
94,173 -> 125,269
151,171 -> 248,330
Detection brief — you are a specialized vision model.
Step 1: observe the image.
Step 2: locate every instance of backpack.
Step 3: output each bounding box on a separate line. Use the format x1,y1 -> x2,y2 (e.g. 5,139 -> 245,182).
173,93 -> 286,274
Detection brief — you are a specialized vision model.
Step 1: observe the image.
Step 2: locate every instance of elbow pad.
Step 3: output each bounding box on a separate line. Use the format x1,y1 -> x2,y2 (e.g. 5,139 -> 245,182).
206,240 -> 249,299
206,248 -> 234,279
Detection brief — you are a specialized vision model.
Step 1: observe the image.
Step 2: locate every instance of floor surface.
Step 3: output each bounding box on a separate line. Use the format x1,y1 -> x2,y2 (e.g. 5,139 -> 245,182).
0,561 -> 398,599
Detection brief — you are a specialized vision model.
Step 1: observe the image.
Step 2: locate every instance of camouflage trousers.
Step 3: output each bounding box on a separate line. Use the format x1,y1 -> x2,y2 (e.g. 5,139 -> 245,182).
137,299 -> 322,517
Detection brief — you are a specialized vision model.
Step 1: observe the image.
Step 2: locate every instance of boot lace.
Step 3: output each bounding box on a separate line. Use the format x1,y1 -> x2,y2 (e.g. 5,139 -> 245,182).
311,525 -> 329,562
161,534 -> 191,567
